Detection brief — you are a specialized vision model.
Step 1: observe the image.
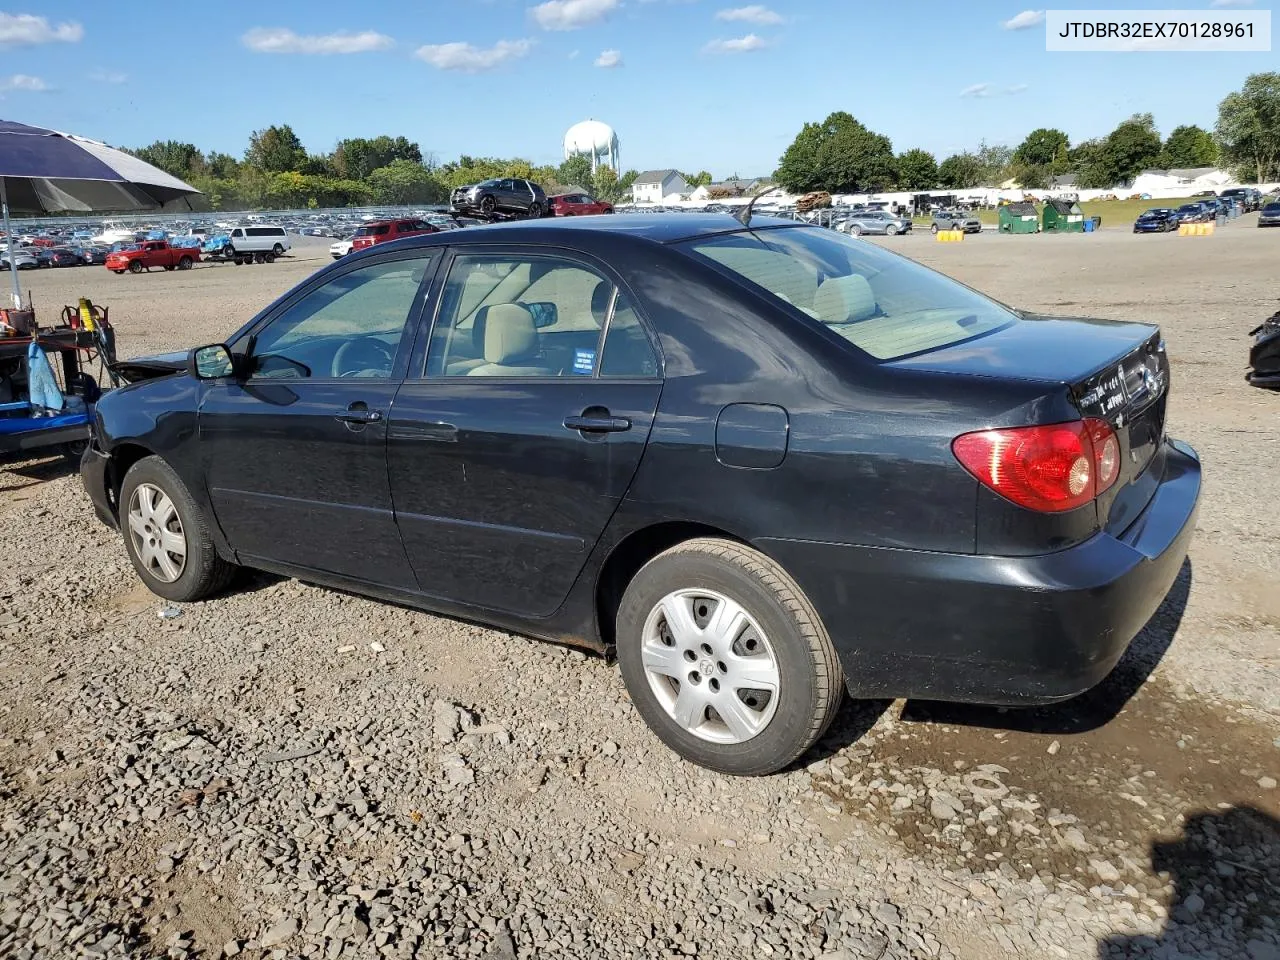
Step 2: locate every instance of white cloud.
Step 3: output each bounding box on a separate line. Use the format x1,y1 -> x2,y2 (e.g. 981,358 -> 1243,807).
959,82 -> 1028,98
594,48 -> 623,67
89,70 -> 128,84
530,0 -> 618,30
0,74 -> 50,92
1001,10 -> 1044,30
1210,0 -> 1253,7
241,27 -> 393,54
0,13 -> 83,47
703,33 -> 767,53
415,39 -> 535,72
715,5 -> 784,25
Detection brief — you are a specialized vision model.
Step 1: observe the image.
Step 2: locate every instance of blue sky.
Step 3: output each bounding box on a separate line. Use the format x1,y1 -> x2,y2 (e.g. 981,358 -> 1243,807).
0,1 -> 1273,176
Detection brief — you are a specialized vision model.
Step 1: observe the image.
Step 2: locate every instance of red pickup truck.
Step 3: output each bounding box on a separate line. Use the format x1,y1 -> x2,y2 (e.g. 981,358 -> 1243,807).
106,241 -> 199,275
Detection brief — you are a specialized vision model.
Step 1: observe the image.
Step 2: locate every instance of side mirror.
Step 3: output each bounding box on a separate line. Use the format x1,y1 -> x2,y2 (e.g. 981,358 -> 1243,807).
524,301 -> 559,329
189,344 -> 234,380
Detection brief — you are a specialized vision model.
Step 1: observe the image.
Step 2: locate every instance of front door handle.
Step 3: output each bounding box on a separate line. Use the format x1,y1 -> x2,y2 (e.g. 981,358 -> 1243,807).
564,414 -> 631,433
334,409 -> 383,425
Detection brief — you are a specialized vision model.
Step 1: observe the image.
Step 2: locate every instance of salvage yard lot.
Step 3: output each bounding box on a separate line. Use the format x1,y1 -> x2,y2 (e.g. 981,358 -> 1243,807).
1,227 -> 1278,960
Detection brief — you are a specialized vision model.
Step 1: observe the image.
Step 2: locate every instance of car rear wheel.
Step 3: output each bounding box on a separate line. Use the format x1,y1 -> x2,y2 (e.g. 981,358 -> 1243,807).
527,201 -> 543,219
120,456 -> 236,603
616,538 -> 843,776
272,243 -> 285,256
178,256 -> 193,270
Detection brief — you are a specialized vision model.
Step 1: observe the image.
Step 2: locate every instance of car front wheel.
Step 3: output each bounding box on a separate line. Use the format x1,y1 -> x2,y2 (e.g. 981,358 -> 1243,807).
120,456 -> 236,603
616,538 -> 843,776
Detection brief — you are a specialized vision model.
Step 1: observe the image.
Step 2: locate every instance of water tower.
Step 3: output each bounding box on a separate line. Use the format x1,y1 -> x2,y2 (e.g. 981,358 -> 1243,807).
563,119 -> 619,173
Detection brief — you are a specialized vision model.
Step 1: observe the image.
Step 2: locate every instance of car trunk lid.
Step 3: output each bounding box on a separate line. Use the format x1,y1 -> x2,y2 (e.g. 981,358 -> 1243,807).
893,315 -> 1169,535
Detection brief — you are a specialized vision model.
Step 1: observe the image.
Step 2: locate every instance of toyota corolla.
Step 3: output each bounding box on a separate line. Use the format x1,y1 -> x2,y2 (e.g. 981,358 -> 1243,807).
82,214 -> 1200,776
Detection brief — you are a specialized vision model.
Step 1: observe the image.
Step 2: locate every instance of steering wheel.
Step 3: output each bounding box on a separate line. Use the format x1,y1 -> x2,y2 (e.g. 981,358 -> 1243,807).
331,337 -> 394,378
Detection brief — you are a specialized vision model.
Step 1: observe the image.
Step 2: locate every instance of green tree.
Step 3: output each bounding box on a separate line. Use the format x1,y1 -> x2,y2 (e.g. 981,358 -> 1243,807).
937,153 -> 982,189
895,149 -> 937,190
204,152 -> 240,179
366,159 -> 447,205
1070,139 -> 1111,189
1160,125 -> 1219,168
131,140 -> 202,179
556,155 -> 595,190
1013,128 -> 1070,169
1083,114 -> 1162,187
245,124 -> 306,173
683,170 -> 714,188
974,141 -> 1014,184
776,112 -> 896,193
332,135 -> 423,180
1216,72 -> 1280,184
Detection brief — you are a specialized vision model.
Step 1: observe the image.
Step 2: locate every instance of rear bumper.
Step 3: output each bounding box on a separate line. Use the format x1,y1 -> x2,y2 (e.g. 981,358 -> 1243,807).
759,438 -> 1201,705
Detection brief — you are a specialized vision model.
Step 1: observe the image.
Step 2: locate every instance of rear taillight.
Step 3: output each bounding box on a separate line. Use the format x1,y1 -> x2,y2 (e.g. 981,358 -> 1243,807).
952,418 -> 1120,513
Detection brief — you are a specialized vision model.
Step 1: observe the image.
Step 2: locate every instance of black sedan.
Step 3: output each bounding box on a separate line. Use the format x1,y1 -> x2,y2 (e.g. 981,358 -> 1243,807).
1132,208 -> 1178,233
1175,202 -> 1213,223
47,247 -> 85,267
81,215 -> 1201,775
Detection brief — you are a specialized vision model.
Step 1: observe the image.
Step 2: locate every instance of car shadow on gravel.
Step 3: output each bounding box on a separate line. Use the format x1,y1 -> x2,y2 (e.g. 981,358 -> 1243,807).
1096,805 -> 1280,959
897,557 -> 1192,737
0,453 -> 79,491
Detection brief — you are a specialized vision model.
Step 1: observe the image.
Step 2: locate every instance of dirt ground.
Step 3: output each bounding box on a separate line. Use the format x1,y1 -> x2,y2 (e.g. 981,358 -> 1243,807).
2,221 -> 1278,960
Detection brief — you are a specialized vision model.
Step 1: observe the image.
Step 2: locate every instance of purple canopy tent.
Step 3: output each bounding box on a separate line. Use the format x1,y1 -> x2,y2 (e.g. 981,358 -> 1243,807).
0,119 -> 201,309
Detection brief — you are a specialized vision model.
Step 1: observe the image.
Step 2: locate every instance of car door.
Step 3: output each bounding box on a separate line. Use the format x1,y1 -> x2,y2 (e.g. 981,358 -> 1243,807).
387,247 -> 663,618
197,250 -> 438,589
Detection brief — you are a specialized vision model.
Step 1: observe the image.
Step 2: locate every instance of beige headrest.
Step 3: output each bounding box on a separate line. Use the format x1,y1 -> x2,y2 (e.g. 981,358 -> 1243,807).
813,274 -> 876,324
481,303 -> 538,363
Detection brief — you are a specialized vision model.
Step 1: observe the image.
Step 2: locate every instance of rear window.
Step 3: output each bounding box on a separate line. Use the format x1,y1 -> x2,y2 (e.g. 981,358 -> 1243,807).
681,226 -> 1015,361
356,224 -> 391,237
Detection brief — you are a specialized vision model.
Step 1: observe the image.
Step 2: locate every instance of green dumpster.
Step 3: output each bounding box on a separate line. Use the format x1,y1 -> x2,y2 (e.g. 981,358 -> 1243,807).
1042,197 -> 1085,232
998,201 -> 1039,234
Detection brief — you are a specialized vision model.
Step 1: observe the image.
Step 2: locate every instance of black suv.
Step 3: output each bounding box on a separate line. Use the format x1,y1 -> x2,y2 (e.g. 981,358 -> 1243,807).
451,178 -> 548,219
1219,187 -> 1261,213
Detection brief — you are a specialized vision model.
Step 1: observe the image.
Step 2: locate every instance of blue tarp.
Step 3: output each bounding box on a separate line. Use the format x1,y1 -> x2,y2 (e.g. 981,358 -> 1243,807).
26,341 -> 64,412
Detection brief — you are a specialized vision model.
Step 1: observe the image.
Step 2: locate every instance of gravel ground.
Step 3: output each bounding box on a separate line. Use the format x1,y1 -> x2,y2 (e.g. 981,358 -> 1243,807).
2,225 -> 1278,960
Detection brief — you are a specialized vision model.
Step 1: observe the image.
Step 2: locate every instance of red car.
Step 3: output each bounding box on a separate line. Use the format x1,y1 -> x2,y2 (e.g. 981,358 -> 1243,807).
351,218 -> 439,252
548,193 -> 614,217
105,240 -> 199,274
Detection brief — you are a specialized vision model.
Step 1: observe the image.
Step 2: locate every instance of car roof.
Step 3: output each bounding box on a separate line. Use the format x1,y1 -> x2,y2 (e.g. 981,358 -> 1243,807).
376,213 -> 801,248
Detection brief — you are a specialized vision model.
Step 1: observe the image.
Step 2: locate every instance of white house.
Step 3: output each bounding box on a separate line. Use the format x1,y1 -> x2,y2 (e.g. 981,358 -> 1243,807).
631,169 -> 690,204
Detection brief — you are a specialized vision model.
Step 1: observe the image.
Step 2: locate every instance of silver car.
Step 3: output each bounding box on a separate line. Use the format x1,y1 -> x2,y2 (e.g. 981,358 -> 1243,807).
931,210 -> 983,234
837,210 -> 912,236
0,250 -> 39,270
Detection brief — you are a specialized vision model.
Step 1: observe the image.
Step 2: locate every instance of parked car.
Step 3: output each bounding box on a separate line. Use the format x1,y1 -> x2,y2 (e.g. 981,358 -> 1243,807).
28,246 -> 53,267
1133,209 -> 1179,233
837,210 -> 912,236
931,210 -> 982,234
80,246 -> 110,265
451,178 -> 548,219
48,247 -> 86,267
82,214 -> 1200,776
351,219 -> 439,253
1218,187 -> 1259,213
1258,202 -> 1280,227
105,240 -> 199,274
1174,202 -> 1213,224
330,237 -> 355,259
0,250 -> 38,270
225,225 -> 291,260
549,192 -> 614,217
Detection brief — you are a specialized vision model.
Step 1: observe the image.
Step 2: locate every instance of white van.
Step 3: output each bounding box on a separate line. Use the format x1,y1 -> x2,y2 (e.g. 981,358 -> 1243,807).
226,225 -> 290,257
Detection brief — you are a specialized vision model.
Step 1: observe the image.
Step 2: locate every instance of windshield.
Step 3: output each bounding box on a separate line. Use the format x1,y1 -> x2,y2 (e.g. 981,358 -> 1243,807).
1265,203 -> 1280,212
682,226 -> 1016,361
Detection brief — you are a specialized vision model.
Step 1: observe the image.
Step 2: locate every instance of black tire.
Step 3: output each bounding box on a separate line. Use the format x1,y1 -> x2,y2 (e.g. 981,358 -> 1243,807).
119,456 -> 236,603
272,243 -> 285,257
849,224 -> 862,237
61,439 -> 89,462
223,245 -> 235,260
885,224 -> 898,236
128,260 -> 143,274
178,256 -> 193,270
930,223 -> 939,234
616,538 -> 843,776
479,195 -> 496,215
254,253 -> 265,264
264,252 -> 275,264
527,201 -> 543,219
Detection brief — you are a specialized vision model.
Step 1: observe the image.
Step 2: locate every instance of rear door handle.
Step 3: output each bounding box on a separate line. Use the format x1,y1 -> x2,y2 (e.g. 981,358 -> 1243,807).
334,409 -> 383,424
564,415 -> 631,433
